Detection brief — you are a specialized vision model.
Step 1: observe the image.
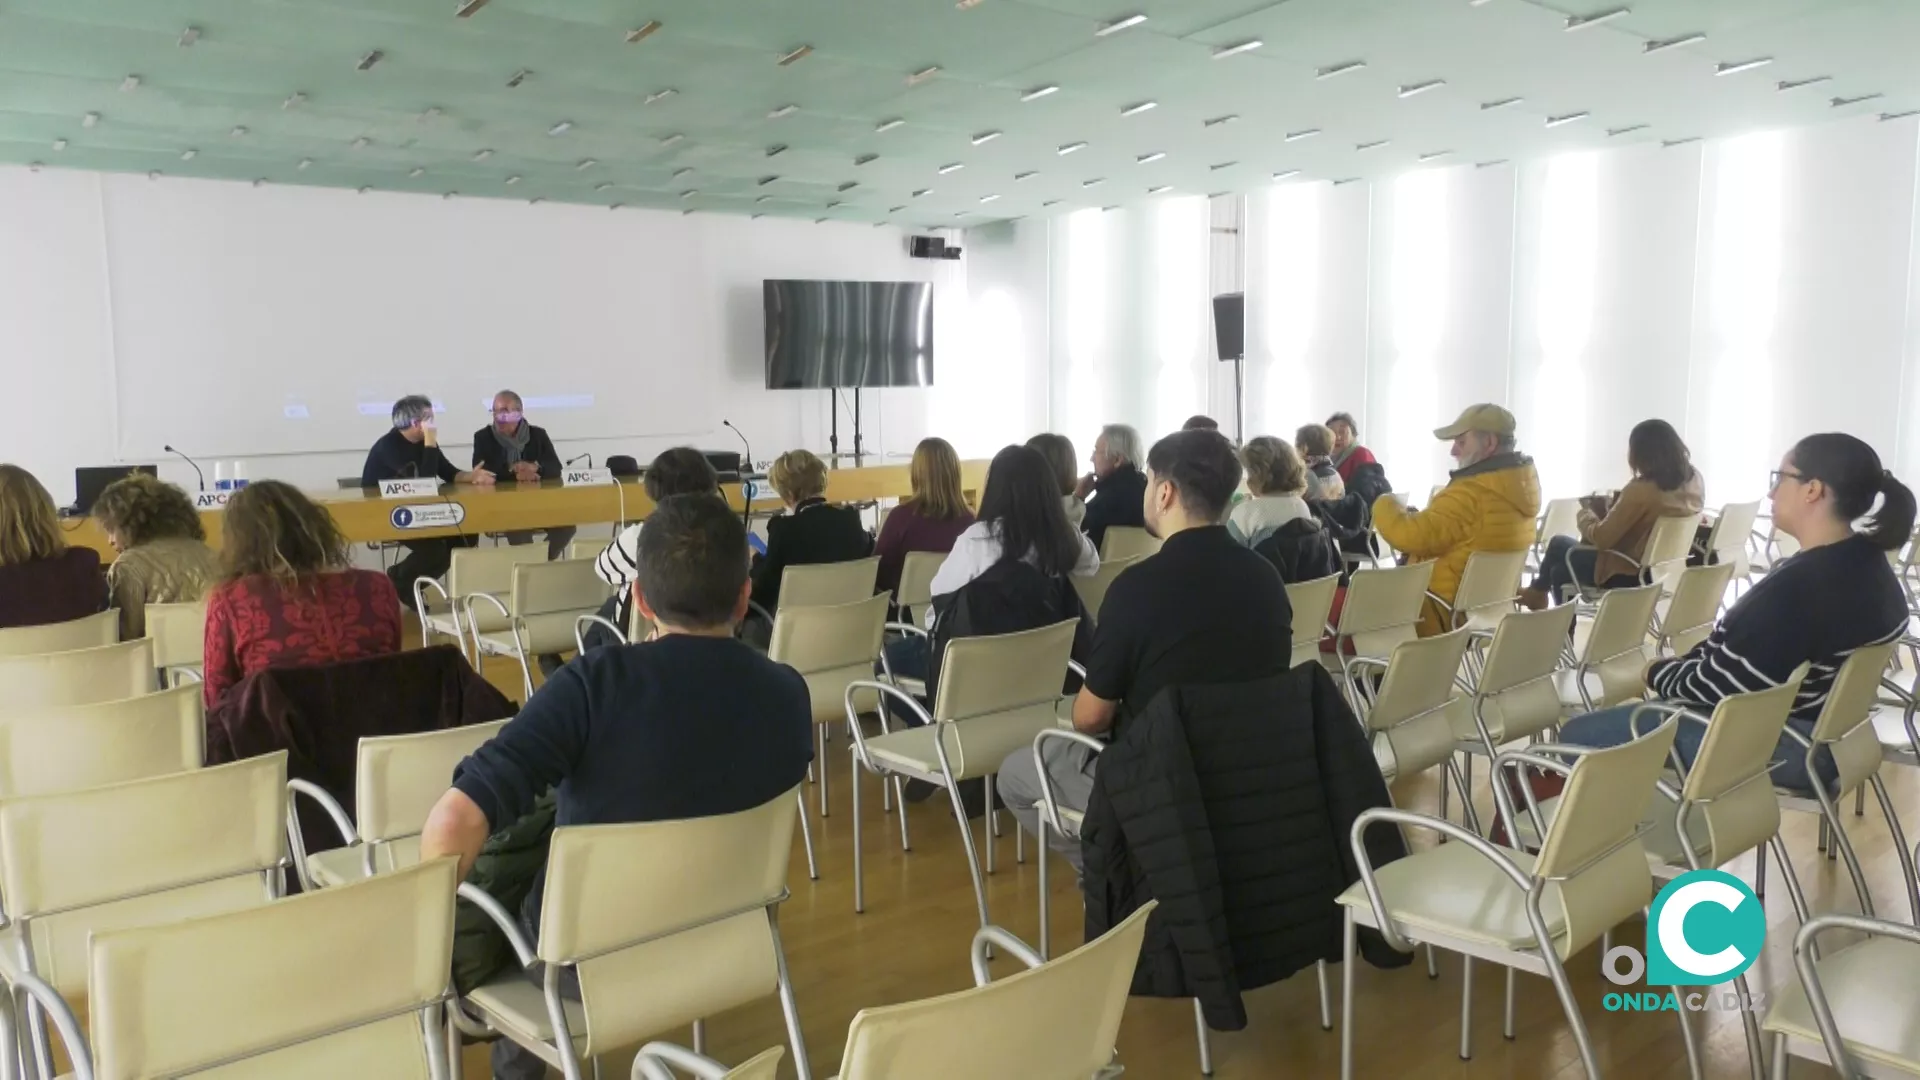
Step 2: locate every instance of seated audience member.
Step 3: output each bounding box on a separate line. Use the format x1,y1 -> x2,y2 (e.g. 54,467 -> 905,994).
1373,404 -> 1540,636
1231,437 -> 1340,582
1295,423 -> 1347,502
472,390 -> 576,560
1182,415 -> 1220,432
1326,412 -> 1379,484
418,495 -> 813,1080
588,448 -> 722,650
1560,434 -> 1911,793
362,395 -> 492,607
92,473 -> 220,640
999,429 -> 1293,869
1523,419 -> 1705,608
202,482 -> 402,708
1026,432 -> 1087,529
875,437 -> 975,596
749,449 -> 873,616
1075,423 -> 1149,553
0,464 -> 105,629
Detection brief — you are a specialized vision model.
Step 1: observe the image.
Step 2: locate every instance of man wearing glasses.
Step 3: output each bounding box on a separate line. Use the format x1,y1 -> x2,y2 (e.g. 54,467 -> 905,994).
473,390 -> 576,560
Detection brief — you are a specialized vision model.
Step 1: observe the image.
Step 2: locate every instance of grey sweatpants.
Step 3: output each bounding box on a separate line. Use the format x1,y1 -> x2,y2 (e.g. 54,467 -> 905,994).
996,739 -> 1100,874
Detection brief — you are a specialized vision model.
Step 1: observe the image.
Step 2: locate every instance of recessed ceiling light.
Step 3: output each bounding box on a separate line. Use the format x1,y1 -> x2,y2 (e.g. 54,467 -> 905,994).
51,139 -> 66,151
757,195 -> 775,204
1212,40 -> 1262,59
759,174 -> 780,185
1096,14 -> 1147,36
839,181 -> 858,191
595,182 -> 614,191
1832,93 -> 1884,107
1545,111 -> 1589,128
455,0 -> 490,16
674,167 -> 694,179
1058,141 -> 1088,155
912,188 -> 931,198
645,89 -> 677,104
1356,139 -> 1389,151
1210,161 -> 1236,170
506,69 -> 531,88
1564,7 -> 1629,31
1716,58 -> 1772,76
1022,85 -> 1060,102
768,104 -> 799,119
1481,96 -> 1524,110
1120,101 -> 1157,116
505,175 -> 521,185
351,136 -> 369,148
907,65 -> 942,85
626,21 -> 663,44
1083,177 -> 1104,187
231,126 -> 249,138
889,205 -> 906,213
81,112 -> 99,128
252,178 -> 266,188
283,92 -> 307,110
181,148 -> 197,161
1662,136 -> 1701,147
1204,114 -> 1238,127
1476,159 -> 1509,169
358,186 -> 371,195
938,162 -> 965,174
355,49 -> 385,71
178,25 -> 201,46
1777,76 -> 1832,92
1880,110 -> 1920,122
876,118 -> 906,133
1607,124 -> 1649,137
121,74 -> 142,91
408,166 -> 425,177
855,153 -> 878,165
1643,32 -> 1705,53
1399,79 -> 1445,98
609,202 -> 623,210
828,201 -> 842,209
444,191 -> 456,199
659,133 -> 685,146
1148,185 -> 1173,194
1316,60 -> 1365,80
298,158 -> 313,170
473,148 -> 493,161
1284,128 -> 1320,141
767,144 -> 788,157
778,45 -> 813,66
680,189 -> 698,199
1333,177 -> 1361,186
569,159 -> 594,171
1418,150 -> 1451,162
548,120 -> 573,135
1273,169 -> 1300,181
1137,151 -> 1165,163
1043,199 -> 1062,207
972,131 -> 1002,145
1015,170 -> 1038,180
981,194 -> 1001,203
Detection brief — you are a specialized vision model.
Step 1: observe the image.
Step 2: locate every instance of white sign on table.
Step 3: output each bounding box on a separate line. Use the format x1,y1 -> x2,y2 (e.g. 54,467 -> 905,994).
389,504 -> 467,531
379,478 -> 441,499
192,491 -> 231,510
562,468 -> 615,487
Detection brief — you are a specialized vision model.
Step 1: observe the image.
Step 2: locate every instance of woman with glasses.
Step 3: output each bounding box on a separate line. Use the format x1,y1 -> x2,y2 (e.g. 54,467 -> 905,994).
1558,433 -> 1914,792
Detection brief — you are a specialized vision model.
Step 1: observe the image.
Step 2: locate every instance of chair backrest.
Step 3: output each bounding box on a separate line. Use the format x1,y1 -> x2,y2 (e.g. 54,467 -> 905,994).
779,557 -> 881,608
1366,629 -> 1475,780
1642,512 -> 1704,590
769,594 -> 891,725
1808,640 -> 1900,795
535,789 -> 799,1057
1336,562 -> 1436,657
1658,562 -> 1736,655
0,753 -> 289,995
1100,526 -> 1161,562
896,551 -> 945,612
1070,555 -> 1141,624
0,639 -> 156,711
1284,573 -> 1341,668
1577,583 -> 1662,709
88,858 -> 457,1080
1470,605 -> 1578,744
930,621 -> 1080,778
1536,498 -> 1581,548
0,685 -> 202,800
838,903 -> 1156,1080
143,600 -> 207,674
1447,550 -> 1527,625
1532,718 -> 1680,956
510,558 -> 611,619
448,544 -> 550,602
566,539 -> 612,563
356,720 -> 511,845
1680,680 -> 1802,866
0,610 -> 119,657
1707,501 -> 1762,576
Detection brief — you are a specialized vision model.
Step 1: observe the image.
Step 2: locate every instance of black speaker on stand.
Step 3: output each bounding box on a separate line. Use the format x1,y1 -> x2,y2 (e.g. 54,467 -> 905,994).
1212,293 -> 1246,445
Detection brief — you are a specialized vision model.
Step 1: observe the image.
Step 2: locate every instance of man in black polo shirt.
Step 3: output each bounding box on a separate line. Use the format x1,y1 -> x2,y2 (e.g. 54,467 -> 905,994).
999,428 -> 1293,870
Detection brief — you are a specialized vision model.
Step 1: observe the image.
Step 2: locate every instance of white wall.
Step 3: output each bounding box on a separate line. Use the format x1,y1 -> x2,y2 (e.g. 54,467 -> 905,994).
1,165 -> 968,504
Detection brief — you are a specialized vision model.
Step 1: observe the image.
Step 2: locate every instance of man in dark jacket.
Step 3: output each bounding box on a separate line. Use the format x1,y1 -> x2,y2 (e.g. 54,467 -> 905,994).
471,390 -> 576,560
999,428 -> 1293,870
1074,423 -> 1150,554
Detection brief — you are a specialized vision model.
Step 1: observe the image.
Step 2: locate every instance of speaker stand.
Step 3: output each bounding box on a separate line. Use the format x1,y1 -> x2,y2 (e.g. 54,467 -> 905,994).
1231,354 -> 1246,447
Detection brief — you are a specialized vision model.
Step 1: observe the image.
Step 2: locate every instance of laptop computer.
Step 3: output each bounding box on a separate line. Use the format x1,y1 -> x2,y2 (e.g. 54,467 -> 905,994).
72,465 -> 158,515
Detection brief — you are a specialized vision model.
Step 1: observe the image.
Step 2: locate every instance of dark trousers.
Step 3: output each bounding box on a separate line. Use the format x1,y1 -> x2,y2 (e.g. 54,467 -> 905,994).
881,634 -> 932,726
490,906 -> 581,1079
1532,534 -> 1637,601
390,536 -> 478,610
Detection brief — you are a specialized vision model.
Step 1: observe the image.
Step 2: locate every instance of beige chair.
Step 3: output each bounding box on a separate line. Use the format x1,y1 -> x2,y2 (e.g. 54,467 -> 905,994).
1566,511 -> 1702,607
0,753 -> 290,1077
0,611 -> 117,657
1285,573 -> 1341,671
1451,605 -> 1579,800
779,557 -> 881,609
291,720 -> 512,891
895,551 -> 945,618
1704,501 -> 1763,590
1655,562 -> 1737,657
1431,549 -> 1527,636
1346,628 -> 1477,808
142,600 -> 207,686
466,558 -> 609,697
633,1045 -> 786,1080
0,684 -> 202,800
457,789 -> 812,1080
46,858 -> 460,1080
1337,717 -> 1686,1080
416,544 -> 550,657
1763,912 -> 1920,1080
566,538 -> 612,563
770,593 -> 891,880
1556,583 -> 1661,714
1530,498 -> 1582,573
635,904 -> 1156,1080
1099,526 -> 1161,562
844,621 -> 1078,934
1071,555 -> 1141,624
1325,562 -> 1436,705
0,639 -> 156,712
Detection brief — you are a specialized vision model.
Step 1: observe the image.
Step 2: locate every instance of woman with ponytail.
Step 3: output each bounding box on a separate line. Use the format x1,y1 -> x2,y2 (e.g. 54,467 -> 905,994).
1559,433 -> 1912,792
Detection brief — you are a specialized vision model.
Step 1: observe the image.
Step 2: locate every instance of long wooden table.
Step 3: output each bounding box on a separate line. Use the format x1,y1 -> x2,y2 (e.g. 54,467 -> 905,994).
62,459 -> 989,557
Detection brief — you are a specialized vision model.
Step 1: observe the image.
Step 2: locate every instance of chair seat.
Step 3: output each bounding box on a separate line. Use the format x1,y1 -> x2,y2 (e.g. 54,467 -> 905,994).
864,711 -> 1053,782
307,838 -> 420,888
1763,938 -> 1920,1074
422,612 -> 466,641
891,676 -> 927,698
1554,670 -> 1602,710
1334,841 -> 1566,952
466,974 -> 589,1057
1873,706 -> 1919,764
1506,790 -> 1710,868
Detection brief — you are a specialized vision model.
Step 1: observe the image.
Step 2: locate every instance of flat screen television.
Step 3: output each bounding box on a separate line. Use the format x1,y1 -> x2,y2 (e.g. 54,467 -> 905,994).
764,279 -> 934,389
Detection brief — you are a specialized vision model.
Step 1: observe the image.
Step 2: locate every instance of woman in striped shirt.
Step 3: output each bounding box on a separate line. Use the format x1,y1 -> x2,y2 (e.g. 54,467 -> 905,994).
1559,433 -> 1914,793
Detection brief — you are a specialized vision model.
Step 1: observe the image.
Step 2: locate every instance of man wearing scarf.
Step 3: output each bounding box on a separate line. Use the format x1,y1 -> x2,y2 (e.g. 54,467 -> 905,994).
473,390 -> 576,560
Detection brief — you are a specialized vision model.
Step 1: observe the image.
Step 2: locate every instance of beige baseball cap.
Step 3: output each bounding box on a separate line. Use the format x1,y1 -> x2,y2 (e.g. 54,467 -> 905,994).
1434,403 -> 1516,440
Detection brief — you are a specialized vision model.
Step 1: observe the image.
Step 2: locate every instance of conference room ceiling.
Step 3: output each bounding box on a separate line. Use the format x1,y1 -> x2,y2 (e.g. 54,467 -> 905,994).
0,0 -> 1915,228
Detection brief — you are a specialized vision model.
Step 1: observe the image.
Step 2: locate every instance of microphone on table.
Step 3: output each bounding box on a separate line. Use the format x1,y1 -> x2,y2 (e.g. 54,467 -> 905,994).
723,420 -> 755,527
163,445 -> 205,491
564,454 -> 593,468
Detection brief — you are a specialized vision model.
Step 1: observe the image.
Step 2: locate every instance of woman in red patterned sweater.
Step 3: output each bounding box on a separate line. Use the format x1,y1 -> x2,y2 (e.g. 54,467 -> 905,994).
202,481 -> 402,708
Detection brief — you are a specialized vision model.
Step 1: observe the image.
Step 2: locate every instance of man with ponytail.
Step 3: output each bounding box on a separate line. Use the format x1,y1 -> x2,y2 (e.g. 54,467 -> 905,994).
1560,433 -> 1913,792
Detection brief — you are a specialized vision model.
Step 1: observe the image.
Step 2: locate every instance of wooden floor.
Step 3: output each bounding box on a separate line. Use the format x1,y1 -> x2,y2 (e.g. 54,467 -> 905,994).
453,639 -> 1920,1080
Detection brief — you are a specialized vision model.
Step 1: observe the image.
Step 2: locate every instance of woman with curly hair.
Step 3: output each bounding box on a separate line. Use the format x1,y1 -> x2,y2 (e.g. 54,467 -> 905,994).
92,473 -> 220,639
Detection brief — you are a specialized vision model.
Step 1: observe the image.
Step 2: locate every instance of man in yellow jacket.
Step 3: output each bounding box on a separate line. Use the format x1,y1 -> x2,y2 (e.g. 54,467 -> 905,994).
1372,404 -> 1541,636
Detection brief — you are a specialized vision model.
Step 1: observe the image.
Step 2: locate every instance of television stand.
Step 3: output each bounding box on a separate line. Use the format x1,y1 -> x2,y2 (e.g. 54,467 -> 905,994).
828,387 -> 869,467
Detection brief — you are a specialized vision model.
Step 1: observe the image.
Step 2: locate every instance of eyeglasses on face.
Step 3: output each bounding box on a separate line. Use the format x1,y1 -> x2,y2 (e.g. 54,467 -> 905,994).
1769,469 -> 1807,491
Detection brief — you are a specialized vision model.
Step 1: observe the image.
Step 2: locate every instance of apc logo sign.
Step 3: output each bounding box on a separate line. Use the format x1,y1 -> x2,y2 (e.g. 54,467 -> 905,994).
1603,870 -> 1767,1013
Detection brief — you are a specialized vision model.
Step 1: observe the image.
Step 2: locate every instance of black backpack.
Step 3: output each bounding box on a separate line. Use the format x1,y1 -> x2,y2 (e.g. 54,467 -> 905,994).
926,558 -> 1093,704
1252,517 -> 1344,585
